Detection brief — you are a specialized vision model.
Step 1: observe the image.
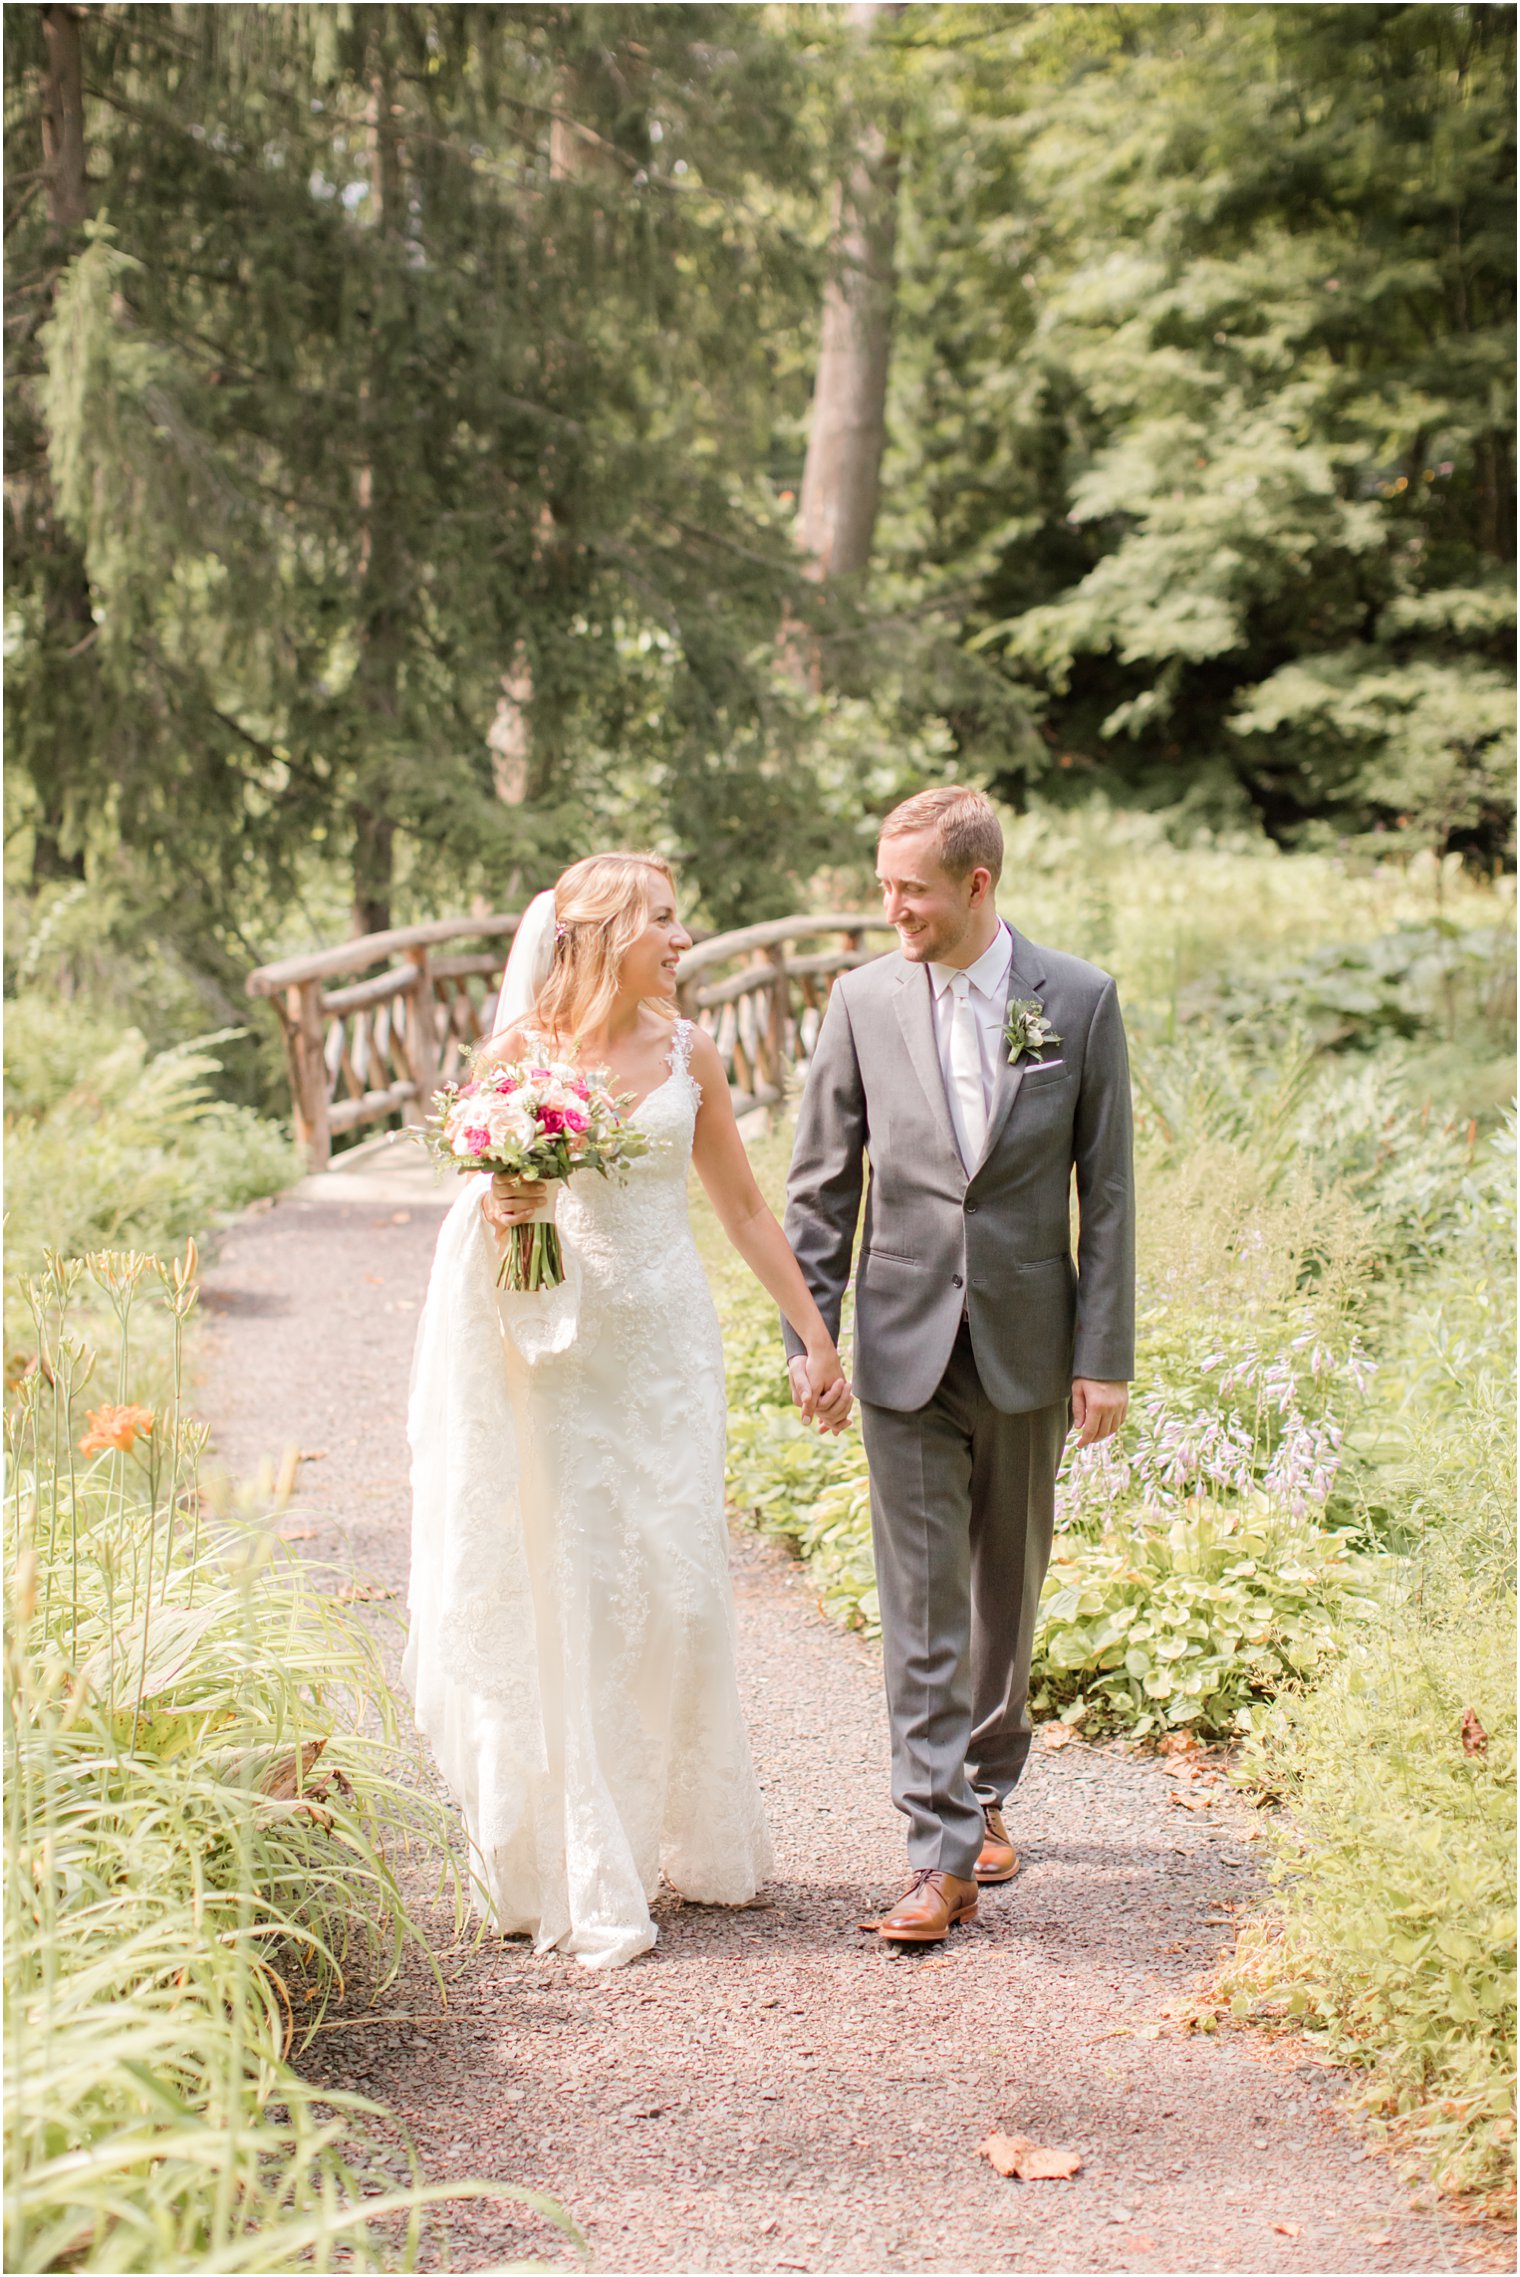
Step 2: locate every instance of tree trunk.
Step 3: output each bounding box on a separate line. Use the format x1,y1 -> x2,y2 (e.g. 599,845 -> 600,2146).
350,803 -> 395,940
795,2 -> 902,585
350,17 -> 406,938
31,3 -> 93,884
41,5 -> 88,236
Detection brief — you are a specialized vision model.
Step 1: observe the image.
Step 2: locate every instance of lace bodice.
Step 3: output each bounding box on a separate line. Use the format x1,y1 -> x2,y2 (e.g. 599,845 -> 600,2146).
559,1019 -> 704,1299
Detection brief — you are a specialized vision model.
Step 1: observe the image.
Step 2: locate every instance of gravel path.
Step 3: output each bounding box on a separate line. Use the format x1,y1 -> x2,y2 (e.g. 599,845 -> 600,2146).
196,1155 -> 1503,2277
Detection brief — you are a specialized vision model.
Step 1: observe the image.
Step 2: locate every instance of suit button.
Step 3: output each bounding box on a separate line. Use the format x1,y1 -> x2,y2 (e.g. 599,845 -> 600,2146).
965,1202 -> 978,1214
951,1273 -> 964,1289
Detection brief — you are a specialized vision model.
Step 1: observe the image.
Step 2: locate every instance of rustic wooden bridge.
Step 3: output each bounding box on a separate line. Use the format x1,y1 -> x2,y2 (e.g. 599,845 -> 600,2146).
247,909 -> 895,1169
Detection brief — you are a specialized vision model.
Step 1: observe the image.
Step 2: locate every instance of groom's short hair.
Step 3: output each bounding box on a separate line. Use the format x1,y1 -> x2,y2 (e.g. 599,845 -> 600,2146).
878,787 -> 1003,884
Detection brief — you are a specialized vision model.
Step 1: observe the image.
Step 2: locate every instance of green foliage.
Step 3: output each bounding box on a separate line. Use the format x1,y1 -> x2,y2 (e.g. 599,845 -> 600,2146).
3,998 -> 298,1351
1132,1028 -> 1492,1273
1188,922 -> 1516,1055
5,1253 -> 556,2270
1218,1414 -> 1515,2202
1032,1506 -> 1380,1740
965,804 -> 1515,1038
1201,1121 -> 1515,2206
892,3 -> 1515,855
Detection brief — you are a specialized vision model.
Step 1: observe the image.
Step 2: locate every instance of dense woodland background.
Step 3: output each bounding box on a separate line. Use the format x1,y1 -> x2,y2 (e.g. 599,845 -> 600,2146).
6,2 -> 1515,1095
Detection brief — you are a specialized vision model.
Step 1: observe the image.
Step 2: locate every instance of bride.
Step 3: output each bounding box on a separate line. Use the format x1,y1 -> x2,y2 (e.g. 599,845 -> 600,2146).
403,852 -> 851,1969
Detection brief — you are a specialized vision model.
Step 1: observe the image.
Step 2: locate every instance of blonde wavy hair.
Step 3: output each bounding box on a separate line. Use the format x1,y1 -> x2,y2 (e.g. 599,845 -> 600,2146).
531,852 -> 679,1043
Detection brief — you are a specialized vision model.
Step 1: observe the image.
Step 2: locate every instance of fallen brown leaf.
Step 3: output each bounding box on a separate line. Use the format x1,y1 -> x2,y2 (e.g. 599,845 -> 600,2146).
1089,2027 -> 1134,2042
980,2132 -> 1082,2181
300,1448 -> 329,1463
1461,1707 -> 1489,1758
258,1738 -> 327,1801
1127,2237 -> 1158,2253
277,1527 -> 317,1543
334,1581 -> 398,1603
1168,1790 -> 1212,1811
1272,2222 -> 1301,2238
1041,1723 -> 1077,1751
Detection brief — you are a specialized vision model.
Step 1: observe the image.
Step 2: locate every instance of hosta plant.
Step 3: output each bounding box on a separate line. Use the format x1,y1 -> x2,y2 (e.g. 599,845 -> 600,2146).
1032,1501 -> 1382,1740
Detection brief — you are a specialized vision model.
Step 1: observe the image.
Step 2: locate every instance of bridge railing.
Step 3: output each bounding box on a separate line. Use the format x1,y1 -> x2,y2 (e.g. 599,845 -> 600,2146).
247,910 -> 894,1169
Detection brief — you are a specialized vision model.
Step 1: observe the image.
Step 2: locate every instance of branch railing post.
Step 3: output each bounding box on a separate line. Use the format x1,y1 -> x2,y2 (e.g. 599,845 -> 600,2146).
765,945 -> 789,1096
285,978 -> 331,1169
402,946 -> 440,1127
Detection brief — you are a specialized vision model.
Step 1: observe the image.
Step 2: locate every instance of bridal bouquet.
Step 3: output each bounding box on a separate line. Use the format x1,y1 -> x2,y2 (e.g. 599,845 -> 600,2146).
422,1055 -> 651,1291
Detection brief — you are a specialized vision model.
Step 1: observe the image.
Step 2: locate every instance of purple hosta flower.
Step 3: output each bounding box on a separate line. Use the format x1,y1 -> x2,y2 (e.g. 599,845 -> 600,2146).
1292,1331 -> 1345,1395
1261,1359 -> 1300,1416
1216,1349 -> 1262,1399
1262,1416 -> 1344,1514
1058,1434 -> 1133,1527
1345,1342 -> 1376,1395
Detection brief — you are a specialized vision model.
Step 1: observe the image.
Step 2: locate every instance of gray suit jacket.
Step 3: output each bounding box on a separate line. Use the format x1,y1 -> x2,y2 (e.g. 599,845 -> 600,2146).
783,928 -> 1135,1414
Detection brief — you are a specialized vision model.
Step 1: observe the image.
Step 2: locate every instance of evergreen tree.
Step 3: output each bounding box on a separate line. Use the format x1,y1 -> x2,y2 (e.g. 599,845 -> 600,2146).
6,3 -> 833,960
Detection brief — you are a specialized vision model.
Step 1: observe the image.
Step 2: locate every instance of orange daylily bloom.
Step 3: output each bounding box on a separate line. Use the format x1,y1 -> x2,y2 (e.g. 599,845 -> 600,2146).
79,1403 -> 156,1456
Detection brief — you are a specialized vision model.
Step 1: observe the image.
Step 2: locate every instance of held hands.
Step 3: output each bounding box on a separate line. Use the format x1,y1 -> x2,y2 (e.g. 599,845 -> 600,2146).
1071,1377 -> 1128,1448
481,1175 -> 549,1233
787,1350 -> 853,1436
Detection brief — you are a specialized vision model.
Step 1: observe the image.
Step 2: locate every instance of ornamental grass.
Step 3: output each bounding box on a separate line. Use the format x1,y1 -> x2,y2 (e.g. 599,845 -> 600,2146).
5,1248 -> 564,2272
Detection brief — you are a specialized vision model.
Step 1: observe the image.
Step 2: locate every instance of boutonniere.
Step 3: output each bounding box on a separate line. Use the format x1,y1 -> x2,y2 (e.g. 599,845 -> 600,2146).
1003,996 -> 1062,1065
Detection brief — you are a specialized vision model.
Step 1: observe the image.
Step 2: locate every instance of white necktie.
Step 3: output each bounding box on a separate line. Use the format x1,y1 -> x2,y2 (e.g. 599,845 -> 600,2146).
948,971 -> 987,1171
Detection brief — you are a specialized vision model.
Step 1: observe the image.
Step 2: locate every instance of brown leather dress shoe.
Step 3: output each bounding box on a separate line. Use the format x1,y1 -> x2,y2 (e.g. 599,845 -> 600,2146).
873,1868 -> 979,1943
974,1803 -> 1019,1884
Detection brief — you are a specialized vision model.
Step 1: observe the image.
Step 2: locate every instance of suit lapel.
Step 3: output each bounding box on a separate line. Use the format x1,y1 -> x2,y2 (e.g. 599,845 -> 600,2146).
974,929 -> 1048,1172
891,960 -> 966,1181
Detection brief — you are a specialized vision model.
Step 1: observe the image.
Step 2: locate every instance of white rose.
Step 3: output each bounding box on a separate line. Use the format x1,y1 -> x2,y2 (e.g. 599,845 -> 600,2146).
485,1098 -> 535,1149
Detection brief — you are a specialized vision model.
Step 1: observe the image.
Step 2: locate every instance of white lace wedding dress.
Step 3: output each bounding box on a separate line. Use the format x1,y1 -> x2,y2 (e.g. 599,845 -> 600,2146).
402,1019 -> 773,1969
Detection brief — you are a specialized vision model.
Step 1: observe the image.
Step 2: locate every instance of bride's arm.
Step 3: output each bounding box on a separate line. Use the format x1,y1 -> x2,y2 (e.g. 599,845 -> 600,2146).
688,1029 -> 851,1431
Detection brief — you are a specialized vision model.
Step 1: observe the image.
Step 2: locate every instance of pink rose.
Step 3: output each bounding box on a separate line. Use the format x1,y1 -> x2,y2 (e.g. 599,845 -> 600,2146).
461,1126 -> 493,1156
537,1107 -> 567,1136
562,1107 -> 589,1134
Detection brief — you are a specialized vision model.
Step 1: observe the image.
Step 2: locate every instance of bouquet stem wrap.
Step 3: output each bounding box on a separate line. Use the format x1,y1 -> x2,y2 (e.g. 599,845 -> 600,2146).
495,1183 -> 563,1292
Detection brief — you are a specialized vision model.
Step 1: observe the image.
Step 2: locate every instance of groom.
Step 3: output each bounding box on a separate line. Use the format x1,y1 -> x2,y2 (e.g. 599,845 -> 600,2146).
783,787 -> 1135,1942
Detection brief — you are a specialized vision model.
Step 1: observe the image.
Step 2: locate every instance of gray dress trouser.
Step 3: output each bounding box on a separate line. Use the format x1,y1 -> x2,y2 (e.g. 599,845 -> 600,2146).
860,1320 -> 1067,1883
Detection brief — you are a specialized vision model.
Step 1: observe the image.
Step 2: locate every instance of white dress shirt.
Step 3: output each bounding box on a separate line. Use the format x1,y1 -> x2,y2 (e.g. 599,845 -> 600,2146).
927,920 -> 1014,1171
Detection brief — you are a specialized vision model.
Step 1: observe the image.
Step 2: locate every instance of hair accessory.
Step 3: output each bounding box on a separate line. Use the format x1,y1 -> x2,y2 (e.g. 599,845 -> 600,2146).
554,920 -> 568,944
